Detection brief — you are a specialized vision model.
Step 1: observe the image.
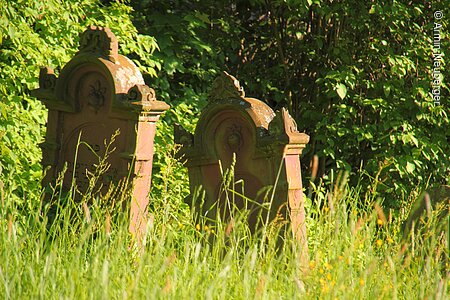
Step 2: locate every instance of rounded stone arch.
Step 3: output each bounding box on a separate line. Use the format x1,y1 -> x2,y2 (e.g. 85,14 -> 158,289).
55,54 -> 145,114
193,98 -> 275,160
196,105 -> 255,161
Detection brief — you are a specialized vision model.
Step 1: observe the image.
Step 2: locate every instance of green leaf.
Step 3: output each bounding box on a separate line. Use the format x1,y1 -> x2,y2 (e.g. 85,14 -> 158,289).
383,85 -> 391,97
336,83 -> 347,99
410,134 -> 418,147
8,25 -> 16,38
194,11 -> 210,24
406,161 -> 415,174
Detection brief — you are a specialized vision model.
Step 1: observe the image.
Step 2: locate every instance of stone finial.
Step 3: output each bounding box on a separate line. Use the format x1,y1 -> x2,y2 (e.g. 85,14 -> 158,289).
78,25 -> 118,63
127,84 -> 170,113
127,84 -> 157,102
268,108 -> 310,144
38,67 -> 57,91
208,71 -> 245,102
174,124 -> 194,149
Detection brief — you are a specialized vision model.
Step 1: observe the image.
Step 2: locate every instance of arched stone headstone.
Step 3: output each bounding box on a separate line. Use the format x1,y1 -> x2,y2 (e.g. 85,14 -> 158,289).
32,26 -> 169,239
402,185 -> 450,240
175,72 -> 309,264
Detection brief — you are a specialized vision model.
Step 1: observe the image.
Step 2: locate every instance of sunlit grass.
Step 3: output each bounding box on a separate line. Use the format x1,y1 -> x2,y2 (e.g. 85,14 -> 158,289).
0,150 -> 448,299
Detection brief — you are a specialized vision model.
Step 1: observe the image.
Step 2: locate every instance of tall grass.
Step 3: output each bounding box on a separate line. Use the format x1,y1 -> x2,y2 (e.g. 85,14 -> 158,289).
0,148 -> 448,299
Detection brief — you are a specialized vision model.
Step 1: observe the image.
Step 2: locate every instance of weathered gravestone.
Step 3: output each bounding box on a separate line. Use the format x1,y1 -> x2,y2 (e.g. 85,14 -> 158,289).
402,185 -> 450,241
32,26 -> 169,238
175,72 -> 309,263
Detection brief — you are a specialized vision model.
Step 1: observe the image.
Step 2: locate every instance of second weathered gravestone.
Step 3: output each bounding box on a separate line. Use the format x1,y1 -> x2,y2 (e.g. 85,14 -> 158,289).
32,26 -> 169,239
402,185 -> 450,241
175,72 -> 310,264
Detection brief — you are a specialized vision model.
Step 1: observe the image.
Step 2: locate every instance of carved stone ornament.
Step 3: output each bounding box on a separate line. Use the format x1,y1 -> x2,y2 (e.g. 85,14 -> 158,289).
78,25 -> 118,62
86,79 -> 107,112
176,72 -> 310,267
174,124 -> 194,149
208,71 -> 245,102
226,124 -> 243,152
127,84 -> 170,113
268,108 -> 309,144
39,67 -> 57,91
31,26 -> 169,242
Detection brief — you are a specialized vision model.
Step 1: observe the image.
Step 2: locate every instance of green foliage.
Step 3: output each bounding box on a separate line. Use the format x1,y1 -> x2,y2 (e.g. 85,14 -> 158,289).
0,0 -> 158,211
131,0 -> 450,206
2,0 -> 448,208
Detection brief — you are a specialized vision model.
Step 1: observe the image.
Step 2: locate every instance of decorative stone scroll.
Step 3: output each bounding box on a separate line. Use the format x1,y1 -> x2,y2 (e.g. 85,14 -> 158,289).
175,72 -> 310,264
32,26 -> 169,239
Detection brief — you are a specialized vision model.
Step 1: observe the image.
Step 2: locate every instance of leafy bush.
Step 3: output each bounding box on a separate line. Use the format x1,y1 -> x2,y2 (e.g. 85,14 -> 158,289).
0,0 -> 158,212
130,0 -> 450,207
2,0 -> 448,209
